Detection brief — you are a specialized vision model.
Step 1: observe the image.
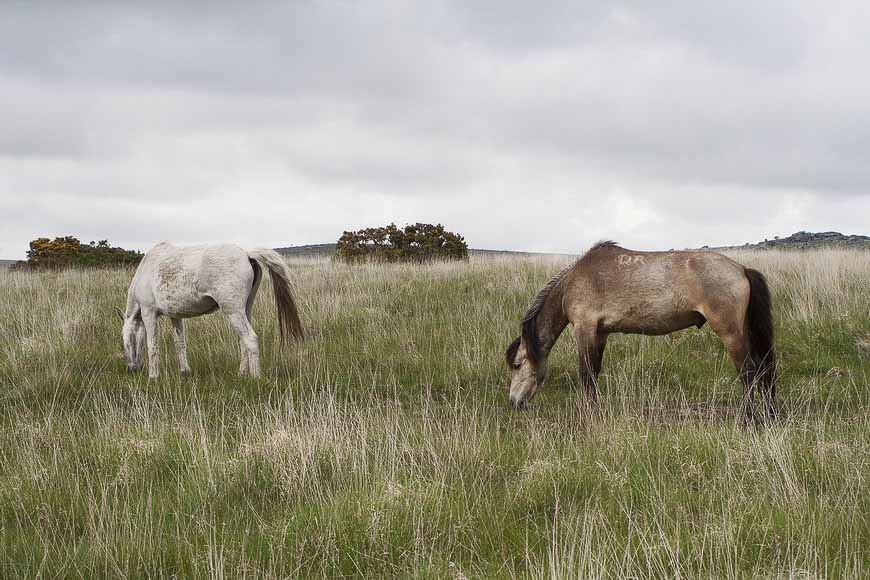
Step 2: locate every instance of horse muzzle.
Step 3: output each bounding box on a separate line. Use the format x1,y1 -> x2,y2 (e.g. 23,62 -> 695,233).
510,397 -> 530,411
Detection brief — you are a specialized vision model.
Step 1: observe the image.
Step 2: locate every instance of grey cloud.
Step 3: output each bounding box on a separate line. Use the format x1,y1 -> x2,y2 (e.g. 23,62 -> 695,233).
0,2 -> 442,98
1,1 -> 868,259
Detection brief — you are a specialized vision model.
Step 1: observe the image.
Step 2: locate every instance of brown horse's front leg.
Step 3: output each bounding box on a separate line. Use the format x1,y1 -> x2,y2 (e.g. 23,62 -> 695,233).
580,356 -> 598,403
592,333 -> 608,376
574,326 -> 605,407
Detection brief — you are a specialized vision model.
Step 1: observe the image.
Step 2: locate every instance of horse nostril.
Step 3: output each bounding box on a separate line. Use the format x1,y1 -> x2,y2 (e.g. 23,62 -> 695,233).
511,399 -> 529,411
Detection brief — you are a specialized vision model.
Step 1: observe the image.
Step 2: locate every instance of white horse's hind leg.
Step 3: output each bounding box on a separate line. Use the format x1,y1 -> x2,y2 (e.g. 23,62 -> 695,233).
228,311 -> 260,377
142,309 -> 160,380
170,318 -> 191,376
239,268 -> 260,375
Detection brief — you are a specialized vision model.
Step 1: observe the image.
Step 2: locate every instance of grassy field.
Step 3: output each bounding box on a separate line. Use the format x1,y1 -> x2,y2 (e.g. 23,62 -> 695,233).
0,249 -> 867,578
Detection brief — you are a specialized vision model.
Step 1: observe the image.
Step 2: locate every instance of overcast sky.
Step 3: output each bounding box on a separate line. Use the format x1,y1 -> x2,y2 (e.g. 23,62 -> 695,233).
2,1 -> 869,258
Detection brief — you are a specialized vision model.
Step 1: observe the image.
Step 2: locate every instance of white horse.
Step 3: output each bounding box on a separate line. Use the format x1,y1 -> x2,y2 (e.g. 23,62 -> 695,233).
117,242 -> 304,379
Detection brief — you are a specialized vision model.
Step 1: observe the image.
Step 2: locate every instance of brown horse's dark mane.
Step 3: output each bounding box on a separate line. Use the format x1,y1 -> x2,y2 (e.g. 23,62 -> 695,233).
587,240 -> 620,252
506,241 -> 620,367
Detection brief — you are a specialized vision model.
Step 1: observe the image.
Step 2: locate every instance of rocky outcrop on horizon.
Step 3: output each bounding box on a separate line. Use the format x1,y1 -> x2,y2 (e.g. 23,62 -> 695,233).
720,231 -> 870,250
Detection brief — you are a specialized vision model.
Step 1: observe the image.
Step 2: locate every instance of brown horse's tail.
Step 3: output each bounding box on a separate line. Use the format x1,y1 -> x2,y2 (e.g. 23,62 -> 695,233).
744,268 -> 776,401
248,248 -> 304,344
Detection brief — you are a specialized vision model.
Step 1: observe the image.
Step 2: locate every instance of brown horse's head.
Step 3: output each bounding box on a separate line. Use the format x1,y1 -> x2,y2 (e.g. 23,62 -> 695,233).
504,262 -> 574,410
505,336 -> 547,409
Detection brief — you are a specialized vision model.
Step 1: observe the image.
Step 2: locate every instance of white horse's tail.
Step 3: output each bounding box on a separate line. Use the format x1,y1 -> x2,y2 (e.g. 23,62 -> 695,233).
247,248 -> 304,343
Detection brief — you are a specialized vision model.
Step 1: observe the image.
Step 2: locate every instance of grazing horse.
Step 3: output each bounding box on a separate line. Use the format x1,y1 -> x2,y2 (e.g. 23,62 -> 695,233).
118,243 -> 304,379
505,242 -> 777,422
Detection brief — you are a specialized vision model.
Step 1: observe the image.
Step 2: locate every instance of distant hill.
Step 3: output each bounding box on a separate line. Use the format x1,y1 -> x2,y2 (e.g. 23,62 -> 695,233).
274,243 -> 338,257
277,233 -> 870,259
6,232 -> 864,267
468,248 -> 572,257
275,243 -> 562,258
709,231 -> 870,251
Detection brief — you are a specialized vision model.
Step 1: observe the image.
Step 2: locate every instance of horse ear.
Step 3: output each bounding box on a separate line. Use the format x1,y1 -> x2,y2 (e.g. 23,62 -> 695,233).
115,307 -> 125,321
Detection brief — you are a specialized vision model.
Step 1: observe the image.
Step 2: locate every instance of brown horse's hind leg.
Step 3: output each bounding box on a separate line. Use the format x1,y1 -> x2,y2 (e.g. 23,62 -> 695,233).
761,376 -> 777,420
573,325 -> 605,406
708,317 -> 758,424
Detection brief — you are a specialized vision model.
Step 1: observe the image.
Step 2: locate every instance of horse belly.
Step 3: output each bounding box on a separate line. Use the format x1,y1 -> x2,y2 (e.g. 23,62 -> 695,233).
155,279 -> 219,318
602,307 -> 704,336
170,295 -> 219,318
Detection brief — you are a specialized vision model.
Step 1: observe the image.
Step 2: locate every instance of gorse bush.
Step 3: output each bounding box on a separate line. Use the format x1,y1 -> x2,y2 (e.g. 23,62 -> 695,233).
14,236 -> 143,270
337,222 -> 468,263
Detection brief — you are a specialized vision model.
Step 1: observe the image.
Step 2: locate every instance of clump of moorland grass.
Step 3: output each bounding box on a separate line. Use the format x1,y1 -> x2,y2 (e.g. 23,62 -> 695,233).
0,249 -> 866,577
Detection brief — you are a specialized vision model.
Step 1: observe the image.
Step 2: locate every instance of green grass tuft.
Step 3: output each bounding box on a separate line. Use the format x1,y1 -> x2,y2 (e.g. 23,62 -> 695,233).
0,250 -> 867,577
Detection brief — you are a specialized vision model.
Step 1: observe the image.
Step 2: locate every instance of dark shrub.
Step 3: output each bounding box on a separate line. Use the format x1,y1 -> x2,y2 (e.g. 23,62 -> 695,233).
337,223 -> 468,263
14,236 -> 143,270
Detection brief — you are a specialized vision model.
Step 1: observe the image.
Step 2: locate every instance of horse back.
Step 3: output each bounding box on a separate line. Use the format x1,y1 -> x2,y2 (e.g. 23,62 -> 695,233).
566,247 -> 748,335
132,243 -> 255,317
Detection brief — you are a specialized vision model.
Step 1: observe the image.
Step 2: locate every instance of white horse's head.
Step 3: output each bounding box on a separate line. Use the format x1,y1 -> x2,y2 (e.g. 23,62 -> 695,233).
117,308 -> 145,372
505,337 -> 547,409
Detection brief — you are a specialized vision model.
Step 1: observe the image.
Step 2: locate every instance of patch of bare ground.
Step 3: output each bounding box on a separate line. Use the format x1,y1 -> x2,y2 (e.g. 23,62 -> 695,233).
640,401 -> 736,423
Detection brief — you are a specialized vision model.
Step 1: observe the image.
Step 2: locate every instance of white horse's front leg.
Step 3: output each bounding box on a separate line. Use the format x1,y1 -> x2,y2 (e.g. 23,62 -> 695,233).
170,318 -> 191,376
142,310 -> 160,380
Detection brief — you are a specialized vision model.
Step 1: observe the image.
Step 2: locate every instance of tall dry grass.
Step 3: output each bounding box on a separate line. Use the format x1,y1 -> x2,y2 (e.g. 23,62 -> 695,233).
0,249 -> 867,578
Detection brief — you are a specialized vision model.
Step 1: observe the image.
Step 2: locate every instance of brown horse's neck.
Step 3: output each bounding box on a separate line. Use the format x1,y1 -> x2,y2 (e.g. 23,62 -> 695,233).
530,280 -> 570,361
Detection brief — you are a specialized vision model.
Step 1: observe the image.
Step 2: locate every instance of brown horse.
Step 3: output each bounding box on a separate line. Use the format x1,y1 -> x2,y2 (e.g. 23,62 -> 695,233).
505,242 -> 777,422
